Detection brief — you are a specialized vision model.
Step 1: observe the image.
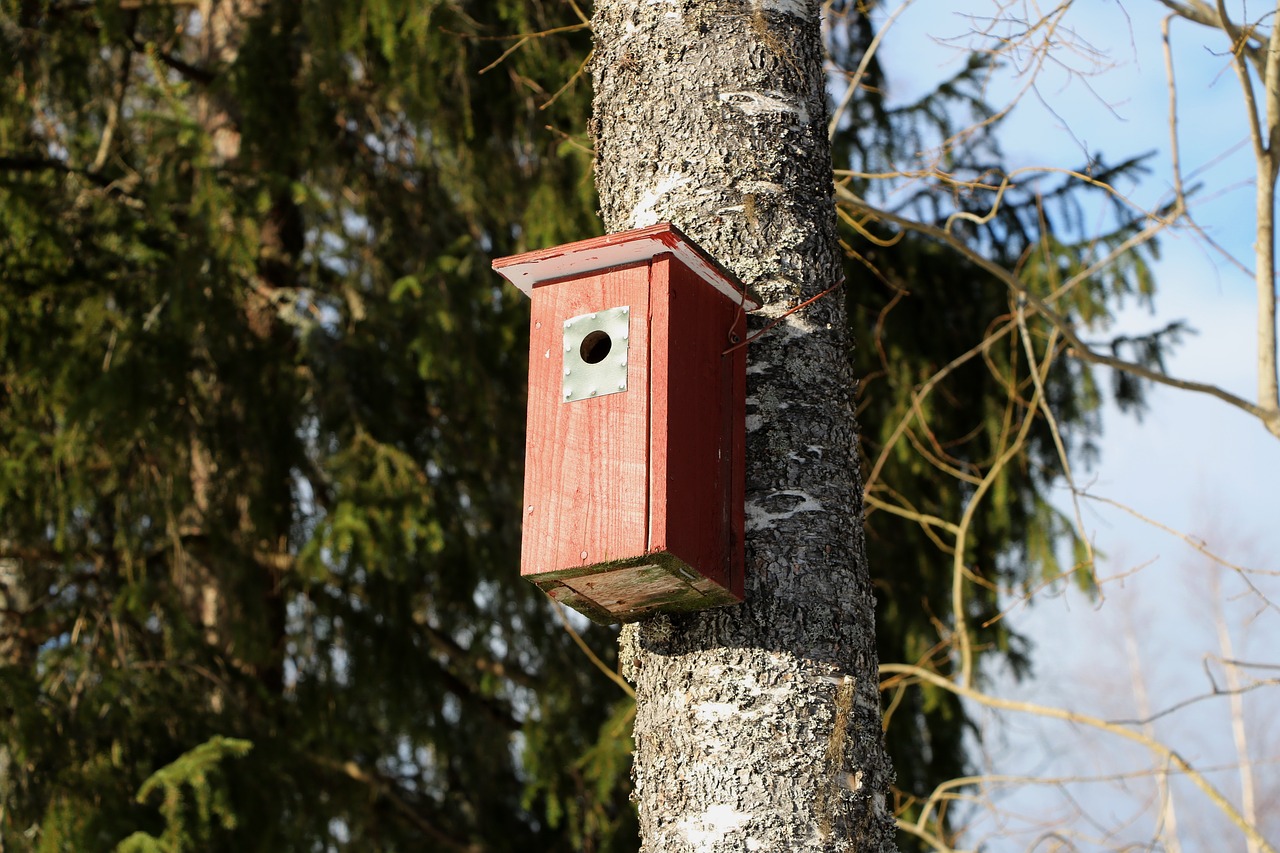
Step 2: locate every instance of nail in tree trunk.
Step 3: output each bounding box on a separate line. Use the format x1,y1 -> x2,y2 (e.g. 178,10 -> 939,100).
591,2 -> 897,850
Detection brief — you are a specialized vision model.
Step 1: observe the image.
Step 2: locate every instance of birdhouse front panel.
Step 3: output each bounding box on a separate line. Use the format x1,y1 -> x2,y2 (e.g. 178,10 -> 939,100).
494,223 -> 756,624
522,262 -> 652,584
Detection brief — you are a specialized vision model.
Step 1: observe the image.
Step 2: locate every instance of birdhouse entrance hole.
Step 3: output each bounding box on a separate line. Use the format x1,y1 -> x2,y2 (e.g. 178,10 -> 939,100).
580,331 -> 611,364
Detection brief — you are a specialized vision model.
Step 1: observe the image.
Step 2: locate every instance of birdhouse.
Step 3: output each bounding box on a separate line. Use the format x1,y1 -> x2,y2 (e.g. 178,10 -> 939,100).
492,223 -> 760,624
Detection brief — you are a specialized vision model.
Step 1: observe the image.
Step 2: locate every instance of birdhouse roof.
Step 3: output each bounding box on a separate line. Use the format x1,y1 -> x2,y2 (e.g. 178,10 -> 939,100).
491,222 -> 761,311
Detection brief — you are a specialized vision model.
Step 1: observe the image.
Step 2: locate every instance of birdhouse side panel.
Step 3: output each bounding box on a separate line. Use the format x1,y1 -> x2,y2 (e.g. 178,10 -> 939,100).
647,255 -> 746,600
521,263 -> 651,579
728,314 -> 746,599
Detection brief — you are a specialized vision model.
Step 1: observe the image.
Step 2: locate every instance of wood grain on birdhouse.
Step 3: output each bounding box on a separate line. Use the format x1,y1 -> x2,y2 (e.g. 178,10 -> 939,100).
493,223 -> 753,624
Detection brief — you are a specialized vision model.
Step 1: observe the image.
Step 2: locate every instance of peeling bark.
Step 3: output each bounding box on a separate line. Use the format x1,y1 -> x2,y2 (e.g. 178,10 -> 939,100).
592,1 -> 896,849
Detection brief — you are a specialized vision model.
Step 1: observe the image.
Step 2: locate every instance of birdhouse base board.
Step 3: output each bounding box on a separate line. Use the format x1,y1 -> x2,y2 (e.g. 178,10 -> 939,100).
529,554 -> 740,625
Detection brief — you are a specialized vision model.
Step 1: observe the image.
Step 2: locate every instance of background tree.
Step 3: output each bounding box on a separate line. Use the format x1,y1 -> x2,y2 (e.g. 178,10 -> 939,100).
0,1 -> 632,849
823,7 -> 1170,845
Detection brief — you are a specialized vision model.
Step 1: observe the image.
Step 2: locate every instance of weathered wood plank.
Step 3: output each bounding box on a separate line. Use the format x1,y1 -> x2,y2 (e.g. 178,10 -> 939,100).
521,262 -> 651,578
493,221 -> 760,309
648,253 -> 746,600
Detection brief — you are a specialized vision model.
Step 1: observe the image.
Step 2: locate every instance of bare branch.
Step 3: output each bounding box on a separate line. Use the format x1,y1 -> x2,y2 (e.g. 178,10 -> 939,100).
952,326 -> 1049,688
475,22 -> 590,75
1163,15 -> 1188,213
1080,492 -> 1280,579
0,155 -> 116,188
1257,0 -> 1280,421
862,314 -> 1018,494
1159,0 -> 1267,70
835,184 -> 1280,435
828,0 -> 917,141
1212,573 -> 1263,853
880,662 -> 1278,853
864,492 -> 963,537
1106,674 -> 1279,728
1016,295 -> 1093,574
552,603 -> 634,698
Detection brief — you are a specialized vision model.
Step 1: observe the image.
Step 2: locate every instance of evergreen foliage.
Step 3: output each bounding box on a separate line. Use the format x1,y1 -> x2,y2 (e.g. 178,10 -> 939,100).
117,736 -> 253,853
0,0 -> 629,849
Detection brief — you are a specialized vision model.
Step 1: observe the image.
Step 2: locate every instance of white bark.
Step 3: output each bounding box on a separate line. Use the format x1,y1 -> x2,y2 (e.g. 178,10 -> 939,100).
1212,575 -> 1260,853
592,2 -> 896,850
1249,0 -> 1280,435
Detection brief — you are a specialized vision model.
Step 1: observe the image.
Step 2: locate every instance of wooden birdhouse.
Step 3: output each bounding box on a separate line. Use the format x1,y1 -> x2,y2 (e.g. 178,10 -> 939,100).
492,223 -> 760,624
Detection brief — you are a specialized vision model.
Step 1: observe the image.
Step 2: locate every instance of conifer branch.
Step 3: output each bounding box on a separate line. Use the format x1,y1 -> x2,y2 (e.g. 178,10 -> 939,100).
0,155 -> 115,186
130,36 -> 217,84
417,614 -> 540,689
430,654 -> 523,732
311,756 -> 473,851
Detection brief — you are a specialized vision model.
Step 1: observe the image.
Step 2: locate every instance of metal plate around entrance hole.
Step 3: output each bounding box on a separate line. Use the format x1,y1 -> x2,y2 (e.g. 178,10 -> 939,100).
562,306 -> 630,403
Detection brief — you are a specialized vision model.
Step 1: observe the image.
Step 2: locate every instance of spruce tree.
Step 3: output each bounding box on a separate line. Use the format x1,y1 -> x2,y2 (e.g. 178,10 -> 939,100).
0,1 -> 629,849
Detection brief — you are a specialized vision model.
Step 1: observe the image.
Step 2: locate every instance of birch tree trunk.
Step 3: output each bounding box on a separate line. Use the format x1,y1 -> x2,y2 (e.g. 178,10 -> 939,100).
591,2 -> 896,849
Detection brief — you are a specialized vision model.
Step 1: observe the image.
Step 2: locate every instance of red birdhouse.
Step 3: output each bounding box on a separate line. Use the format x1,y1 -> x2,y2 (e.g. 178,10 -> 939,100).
492,223 -> 759,624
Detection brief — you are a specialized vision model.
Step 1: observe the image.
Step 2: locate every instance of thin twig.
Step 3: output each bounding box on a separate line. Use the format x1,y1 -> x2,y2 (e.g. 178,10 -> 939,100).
477,22 -> 590,75
880,662 -> 1278,853
836,185 -> 1280,434
864,317 -> 1018,494
828,0 -> 917,141
539,48 -> 593,111
953,332 -> 1049,688
1079,492 -> 1280,583
553,604 -> 634,697
1015,295 -> 1093,576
